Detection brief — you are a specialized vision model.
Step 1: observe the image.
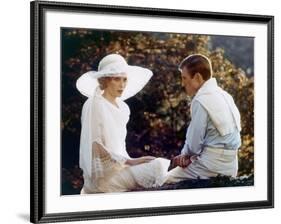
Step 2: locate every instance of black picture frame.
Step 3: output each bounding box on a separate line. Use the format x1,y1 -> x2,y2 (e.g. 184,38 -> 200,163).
30,1 -> 274,223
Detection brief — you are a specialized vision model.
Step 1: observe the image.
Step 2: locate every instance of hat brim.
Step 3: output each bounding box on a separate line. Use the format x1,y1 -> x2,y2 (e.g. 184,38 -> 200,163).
76,65 -> 153,100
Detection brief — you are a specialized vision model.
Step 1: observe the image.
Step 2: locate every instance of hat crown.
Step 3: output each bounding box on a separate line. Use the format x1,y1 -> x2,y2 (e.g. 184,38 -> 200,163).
98,54 -> 128,72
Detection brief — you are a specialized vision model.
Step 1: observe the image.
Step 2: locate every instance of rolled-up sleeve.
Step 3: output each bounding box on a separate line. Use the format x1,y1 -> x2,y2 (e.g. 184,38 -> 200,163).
181,100 -> 208,156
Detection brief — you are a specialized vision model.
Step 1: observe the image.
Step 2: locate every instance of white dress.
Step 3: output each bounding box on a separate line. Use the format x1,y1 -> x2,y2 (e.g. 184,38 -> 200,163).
79,94 -> 170,193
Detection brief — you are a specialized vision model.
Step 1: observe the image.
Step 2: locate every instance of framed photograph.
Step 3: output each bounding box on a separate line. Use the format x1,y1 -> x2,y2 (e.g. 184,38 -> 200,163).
30,0 -> 274,223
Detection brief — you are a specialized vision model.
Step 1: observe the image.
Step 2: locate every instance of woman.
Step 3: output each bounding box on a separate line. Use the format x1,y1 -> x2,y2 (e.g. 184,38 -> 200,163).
76,54 -> 170,193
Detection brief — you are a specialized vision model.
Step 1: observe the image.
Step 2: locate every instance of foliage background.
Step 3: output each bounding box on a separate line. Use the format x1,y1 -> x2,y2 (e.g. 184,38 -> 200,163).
61,28 -> 254,194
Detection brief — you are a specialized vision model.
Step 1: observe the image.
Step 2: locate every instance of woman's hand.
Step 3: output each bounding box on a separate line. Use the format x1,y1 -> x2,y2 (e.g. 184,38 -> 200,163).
126,156 -> 156,166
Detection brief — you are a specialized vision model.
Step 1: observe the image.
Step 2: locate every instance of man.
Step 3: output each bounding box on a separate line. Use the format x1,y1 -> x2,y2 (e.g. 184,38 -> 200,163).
165,54 -> 241,183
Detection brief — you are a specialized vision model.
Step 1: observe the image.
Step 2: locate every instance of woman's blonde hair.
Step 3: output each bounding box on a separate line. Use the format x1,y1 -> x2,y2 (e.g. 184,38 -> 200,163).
97,77 -> 111,90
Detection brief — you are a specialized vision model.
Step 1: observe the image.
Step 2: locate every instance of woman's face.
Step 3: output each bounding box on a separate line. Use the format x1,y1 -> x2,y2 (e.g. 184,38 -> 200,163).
104,74 -> 128,98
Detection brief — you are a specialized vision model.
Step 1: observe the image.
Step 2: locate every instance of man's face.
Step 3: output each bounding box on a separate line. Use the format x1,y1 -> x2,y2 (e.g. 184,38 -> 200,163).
180,67 -> 201,97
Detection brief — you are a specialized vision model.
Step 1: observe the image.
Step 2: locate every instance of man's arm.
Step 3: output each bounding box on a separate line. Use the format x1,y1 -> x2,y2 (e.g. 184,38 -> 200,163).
169,101 -> 209,170
181,100 -> 208,156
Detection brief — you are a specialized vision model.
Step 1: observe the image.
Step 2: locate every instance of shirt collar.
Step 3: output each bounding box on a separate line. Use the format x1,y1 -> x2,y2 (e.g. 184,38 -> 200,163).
194,77 -> 218,98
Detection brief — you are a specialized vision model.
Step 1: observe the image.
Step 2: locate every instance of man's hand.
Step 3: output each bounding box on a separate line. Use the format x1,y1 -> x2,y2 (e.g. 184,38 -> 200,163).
170,154 -> 191,170
126,156 -> 156,166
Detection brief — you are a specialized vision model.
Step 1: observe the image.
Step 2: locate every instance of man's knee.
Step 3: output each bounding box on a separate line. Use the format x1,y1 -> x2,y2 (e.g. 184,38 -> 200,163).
165,166 -> 197,183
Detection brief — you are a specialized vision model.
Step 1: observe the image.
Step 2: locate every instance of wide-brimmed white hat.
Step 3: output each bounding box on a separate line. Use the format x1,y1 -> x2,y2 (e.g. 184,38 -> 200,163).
76,54 -> 153,100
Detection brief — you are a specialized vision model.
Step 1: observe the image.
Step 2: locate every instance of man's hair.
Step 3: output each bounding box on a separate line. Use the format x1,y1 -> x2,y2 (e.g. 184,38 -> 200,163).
178,54 -> 212,80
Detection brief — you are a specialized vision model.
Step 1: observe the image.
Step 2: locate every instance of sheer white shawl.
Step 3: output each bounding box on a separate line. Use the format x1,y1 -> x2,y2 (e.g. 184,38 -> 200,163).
79,88 -> 131,180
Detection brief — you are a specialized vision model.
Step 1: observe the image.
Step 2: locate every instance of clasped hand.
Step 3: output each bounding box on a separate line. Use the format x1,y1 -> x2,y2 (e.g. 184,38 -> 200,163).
170,154 -> 191,169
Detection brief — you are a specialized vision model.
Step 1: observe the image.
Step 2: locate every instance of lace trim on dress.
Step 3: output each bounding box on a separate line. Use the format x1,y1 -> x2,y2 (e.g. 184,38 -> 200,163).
91,142 -> 124,185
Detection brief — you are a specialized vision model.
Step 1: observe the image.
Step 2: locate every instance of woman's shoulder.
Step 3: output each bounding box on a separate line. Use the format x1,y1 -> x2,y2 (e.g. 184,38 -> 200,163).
84,95 -> 105,114
118,99 -> 130,113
